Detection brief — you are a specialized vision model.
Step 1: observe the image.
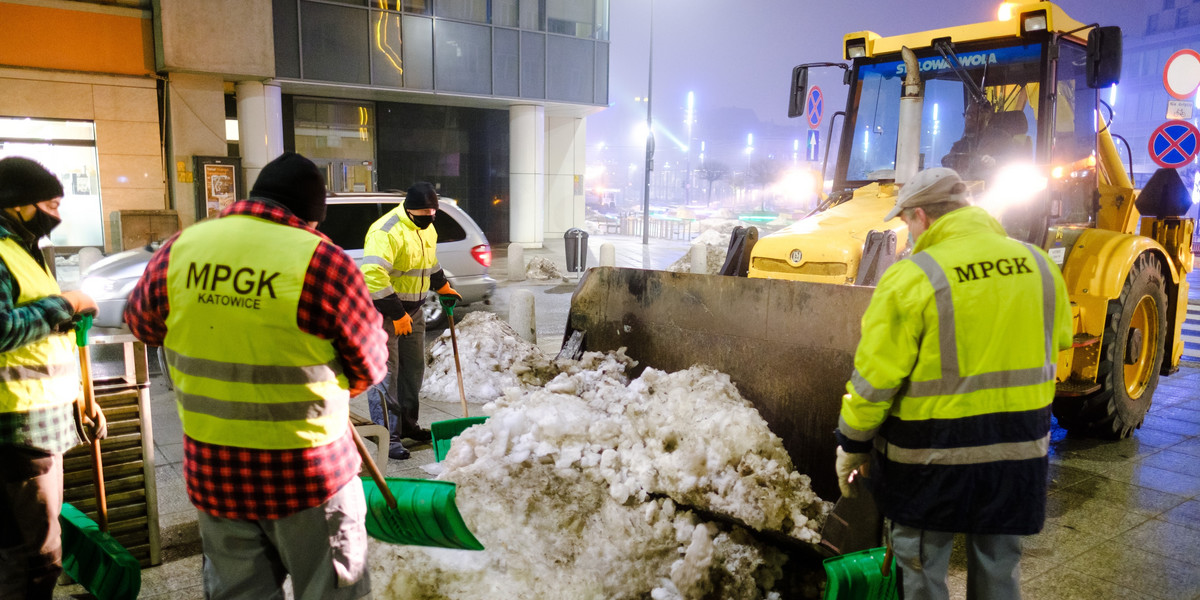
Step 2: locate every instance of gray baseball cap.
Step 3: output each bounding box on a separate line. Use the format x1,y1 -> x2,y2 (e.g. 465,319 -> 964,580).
885,167 -> 970,221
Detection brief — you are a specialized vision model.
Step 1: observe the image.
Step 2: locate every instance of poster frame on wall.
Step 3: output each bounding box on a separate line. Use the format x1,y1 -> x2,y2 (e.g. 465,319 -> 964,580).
193,156 -> 243,221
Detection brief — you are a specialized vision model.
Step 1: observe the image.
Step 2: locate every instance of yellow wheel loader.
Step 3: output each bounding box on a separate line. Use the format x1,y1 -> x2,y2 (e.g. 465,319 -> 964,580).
566,3 -> 1194,502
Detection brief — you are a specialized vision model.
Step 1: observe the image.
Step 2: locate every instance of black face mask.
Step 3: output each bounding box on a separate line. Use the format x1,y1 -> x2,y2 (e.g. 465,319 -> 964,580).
11,207 -> 60,241
409,213 -> 434,229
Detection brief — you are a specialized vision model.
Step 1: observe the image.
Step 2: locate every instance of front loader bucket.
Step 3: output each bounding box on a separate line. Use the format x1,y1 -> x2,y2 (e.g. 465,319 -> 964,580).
564,267 -> 875,500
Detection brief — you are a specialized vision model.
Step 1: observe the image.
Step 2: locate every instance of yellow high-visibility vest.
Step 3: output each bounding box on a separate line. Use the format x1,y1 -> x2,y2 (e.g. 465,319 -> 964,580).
0,238 -> 78,413
164,215 -> 349,449
360,207 -> 439,302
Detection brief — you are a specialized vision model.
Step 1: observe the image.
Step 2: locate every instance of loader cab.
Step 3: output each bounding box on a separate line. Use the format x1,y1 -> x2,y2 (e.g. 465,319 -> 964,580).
834,31 -> 1101,251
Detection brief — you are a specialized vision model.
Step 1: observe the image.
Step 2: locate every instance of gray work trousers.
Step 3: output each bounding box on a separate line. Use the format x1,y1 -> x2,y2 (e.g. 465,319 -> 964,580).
367,309 -> 425,452
197,478 -> 371,600
891,521 -> 1023,600
0,447 -> 62,600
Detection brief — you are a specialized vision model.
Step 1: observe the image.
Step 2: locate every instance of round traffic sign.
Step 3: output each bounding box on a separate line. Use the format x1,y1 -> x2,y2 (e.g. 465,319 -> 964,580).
1163,49 -> 1200,100
806,86 -> 823,129
1148,120 -> 1200,168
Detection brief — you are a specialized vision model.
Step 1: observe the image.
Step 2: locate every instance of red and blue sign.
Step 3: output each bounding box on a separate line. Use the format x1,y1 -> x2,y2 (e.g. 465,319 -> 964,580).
806,86 -> 823,129
1149,120 -> 1200,169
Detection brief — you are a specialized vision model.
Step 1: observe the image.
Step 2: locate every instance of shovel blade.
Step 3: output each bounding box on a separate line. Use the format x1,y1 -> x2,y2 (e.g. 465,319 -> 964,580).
431,417 -> 490,462
360,478 -> 484,550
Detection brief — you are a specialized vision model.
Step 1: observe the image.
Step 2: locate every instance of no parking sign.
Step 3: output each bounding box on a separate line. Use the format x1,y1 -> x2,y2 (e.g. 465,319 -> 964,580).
1148,120 -> 1200,169
806,86 -> 823,129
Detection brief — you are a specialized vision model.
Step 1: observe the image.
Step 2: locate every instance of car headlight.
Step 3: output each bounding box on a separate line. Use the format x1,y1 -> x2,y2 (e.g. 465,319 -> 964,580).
80,276 -> 135,300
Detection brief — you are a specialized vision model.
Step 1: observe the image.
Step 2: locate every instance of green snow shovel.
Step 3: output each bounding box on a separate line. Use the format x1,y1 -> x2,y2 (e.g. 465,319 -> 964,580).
429,296 -> 490,462
351,424 -> 483,550
60,314 -> 142,600
431,416 -> 489,462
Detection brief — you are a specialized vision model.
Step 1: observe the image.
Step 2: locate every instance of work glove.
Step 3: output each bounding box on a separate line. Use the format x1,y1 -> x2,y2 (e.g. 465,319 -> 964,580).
393,313 -> 414,336
835,446 -> 870,499
435,282 -> 462,317
77,402 -> 108,443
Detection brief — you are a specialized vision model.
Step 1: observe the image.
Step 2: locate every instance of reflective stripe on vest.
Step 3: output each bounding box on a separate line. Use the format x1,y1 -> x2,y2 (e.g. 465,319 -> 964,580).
362,208 -> 437,302
873,244 -> 1056,466
164,216 -> 349,449
0,238 -> 78,413
848,244 -> 1056,403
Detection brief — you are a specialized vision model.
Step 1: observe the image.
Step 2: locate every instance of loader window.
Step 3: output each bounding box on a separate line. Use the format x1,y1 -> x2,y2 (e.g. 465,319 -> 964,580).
1048,41 -> 1098,228
843,43 -> 1044,186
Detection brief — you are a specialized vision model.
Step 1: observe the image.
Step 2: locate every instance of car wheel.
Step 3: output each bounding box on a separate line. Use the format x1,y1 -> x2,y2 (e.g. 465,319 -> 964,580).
424,290 -> 447,329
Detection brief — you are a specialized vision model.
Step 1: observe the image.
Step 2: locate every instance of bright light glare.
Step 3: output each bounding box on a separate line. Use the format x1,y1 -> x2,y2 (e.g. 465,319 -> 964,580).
997,2 -> 1017,21
632,121 -> 651,143
585,164 -> 606,180
978,164 -> 1047,214
777,169 -> 817,199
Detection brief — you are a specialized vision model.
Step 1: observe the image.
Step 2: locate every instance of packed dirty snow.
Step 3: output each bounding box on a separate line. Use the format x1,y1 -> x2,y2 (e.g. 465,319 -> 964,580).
666,228 -> 731,275
422,312 -> 627,404
384,312 -> 832,599
525,255 -> 563,280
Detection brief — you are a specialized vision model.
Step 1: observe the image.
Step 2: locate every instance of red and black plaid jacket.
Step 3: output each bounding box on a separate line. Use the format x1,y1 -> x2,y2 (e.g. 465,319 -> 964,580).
125,199 -> 387,520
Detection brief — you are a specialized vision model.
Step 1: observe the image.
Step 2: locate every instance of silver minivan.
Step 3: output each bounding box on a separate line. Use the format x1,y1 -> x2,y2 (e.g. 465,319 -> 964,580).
80,192 -> 496,330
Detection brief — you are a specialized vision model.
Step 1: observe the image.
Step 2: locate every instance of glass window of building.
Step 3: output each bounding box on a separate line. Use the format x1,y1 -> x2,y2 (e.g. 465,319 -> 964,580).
547,0 -> 608,40
435,0 -> 487,22
293,99 -> 378,193
0,117 -> 103,248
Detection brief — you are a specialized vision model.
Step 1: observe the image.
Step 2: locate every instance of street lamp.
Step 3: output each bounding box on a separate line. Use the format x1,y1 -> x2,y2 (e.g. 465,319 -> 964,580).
684,91 -> 694,206
641,0 -> 655,245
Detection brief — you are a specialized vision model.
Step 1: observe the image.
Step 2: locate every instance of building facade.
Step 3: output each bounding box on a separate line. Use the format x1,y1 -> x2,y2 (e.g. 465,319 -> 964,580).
0,0 -> 609,251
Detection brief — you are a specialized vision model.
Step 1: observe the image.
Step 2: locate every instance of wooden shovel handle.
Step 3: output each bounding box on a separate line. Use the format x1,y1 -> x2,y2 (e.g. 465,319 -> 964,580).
447,312 -> 469,418
79,343 -> 108,531
350,423 -> 398,510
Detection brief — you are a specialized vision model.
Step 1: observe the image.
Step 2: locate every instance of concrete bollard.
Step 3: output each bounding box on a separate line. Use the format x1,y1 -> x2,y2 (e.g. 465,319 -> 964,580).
689,244 -> 707,275
508,243 -> 526,282
509,289 -> 536,343
77,247 -> 104,277
599,242 -> 615,267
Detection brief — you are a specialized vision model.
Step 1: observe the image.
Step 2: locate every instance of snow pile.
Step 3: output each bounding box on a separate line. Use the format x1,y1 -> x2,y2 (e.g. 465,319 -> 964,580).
422,312 -> 635,405
377,350 -> 831,598
667,228 -> 730,275
525,255 -> 563,280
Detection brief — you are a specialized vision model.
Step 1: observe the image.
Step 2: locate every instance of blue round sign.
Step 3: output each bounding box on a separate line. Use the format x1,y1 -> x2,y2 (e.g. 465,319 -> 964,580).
1149,119 -> 1200,168
806,86 -> 823,129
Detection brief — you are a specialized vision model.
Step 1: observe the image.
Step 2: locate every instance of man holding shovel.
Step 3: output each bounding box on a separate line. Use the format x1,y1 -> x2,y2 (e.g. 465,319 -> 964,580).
835,168 -> 1073,599
361,181 -> 460,460
125,152 -> 387,599
0,157 -> 105,599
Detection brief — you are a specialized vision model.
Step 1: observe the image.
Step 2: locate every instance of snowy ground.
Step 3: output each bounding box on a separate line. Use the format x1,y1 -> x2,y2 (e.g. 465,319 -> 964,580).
384,313 -> 832,599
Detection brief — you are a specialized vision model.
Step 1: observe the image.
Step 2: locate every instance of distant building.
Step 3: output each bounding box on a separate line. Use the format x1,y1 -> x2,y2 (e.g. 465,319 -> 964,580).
0,0 -> 610,251
1110,0 -> 1200,198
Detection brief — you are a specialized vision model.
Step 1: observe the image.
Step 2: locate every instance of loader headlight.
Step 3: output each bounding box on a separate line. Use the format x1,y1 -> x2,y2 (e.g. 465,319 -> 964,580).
978,164 -> 1047,214
845,38 -> 868,59
1021,10 -> 1048,34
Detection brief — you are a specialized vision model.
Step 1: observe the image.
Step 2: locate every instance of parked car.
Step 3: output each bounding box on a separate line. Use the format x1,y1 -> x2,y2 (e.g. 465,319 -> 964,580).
80,192 -> 496,331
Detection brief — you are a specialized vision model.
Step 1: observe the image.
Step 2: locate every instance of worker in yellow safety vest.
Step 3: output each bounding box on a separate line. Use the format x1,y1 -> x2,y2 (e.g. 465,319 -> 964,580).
361,181 -> 460,460
0,157 -> 104,599
836,168 -> 1073,599
124,152 -> 387,599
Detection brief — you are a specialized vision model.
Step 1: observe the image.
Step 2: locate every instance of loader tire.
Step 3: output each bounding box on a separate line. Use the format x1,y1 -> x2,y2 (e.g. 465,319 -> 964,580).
1054,253 -> 1166,439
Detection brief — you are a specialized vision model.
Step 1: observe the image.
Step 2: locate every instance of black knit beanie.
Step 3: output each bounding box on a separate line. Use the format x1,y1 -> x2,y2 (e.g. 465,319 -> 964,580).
404,182 -> 439,211
0,157 -> 64,208
249,152 -> 327,223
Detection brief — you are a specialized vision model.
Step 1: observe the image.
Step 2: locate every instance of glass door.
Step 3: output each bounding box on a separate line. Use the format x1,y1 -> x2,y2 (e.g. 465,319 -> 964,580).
0,117 -> 103,248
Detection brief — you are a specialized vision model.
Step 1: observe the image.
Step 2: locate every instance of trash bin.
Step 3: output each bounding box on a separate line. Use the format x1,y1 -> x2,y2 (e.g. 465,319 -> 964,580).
564,228 -> 589,273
